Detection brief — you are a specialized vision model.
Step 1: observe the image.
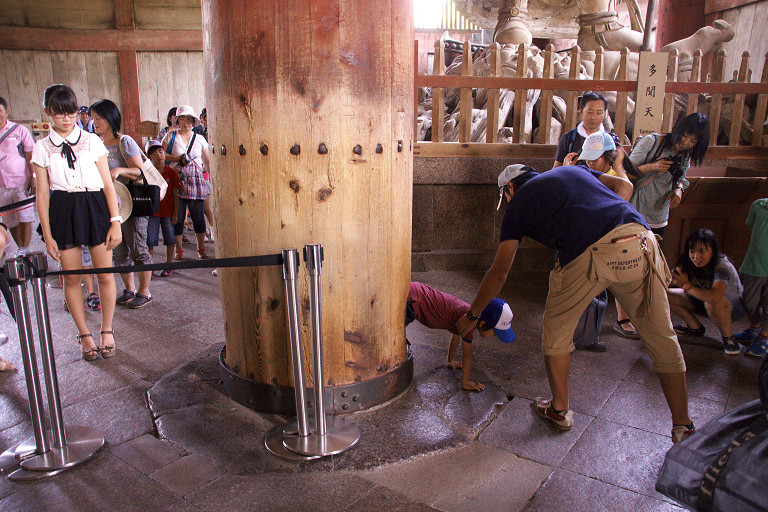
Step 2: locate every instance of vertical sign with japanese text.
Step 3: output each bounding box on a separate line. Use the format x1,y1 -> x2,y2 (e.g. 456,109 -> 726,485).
634,52 -> 668,137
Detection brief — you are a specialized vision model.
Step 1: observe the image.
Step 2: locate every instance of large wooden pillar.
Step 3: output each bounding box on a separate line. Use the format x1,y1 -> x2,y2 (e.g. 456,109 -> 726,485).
202,0 -> 414,413
654,0 -> 705,50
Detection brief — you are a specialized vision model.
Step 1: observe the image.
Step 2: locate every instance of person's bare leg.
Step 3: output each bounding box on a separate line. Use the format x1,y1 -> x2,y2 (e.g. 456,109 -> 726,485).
90,244 -> 116,351
667,289 -> 702,328
60,248 -> 95,353
705,298 -> 733,338
657,372 -> 691,426
545,353 -> 571,411
137,270 -> 151,297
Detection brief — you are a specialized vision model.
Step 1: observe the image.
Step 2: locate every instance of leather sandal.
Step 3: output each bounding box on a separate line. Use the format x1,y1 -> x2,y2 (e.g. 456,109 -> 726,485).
99,330 -> 116,358
77,333 -> 99,361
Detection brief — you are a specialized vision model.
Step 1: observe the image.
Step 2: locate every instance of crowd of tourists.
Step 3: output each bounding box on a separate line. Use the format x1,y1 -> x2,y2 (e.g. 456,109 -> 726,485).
407,91 -> 767,445
0,85 -> 214,365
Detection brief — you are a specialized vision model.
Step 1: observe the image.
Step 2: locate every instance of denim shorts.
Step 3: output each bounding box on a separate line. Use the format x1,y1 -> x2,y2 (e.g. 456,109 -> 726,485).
147,216 -> 175,247
688,294 -> 747,321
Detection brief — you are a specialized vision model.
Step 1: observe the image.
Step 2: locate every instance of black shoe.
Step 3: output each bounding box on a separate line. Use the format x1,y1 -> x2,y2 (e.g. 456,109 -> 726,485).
116,289 -> 136,305
575,340 -> 607,352
674,324 -> 705,337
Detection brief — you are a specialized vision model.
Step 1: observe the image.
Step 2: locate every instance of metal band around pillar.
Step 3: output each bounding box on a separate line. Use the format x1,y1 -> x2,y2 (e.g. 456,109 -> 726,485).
0,254 -> 104,480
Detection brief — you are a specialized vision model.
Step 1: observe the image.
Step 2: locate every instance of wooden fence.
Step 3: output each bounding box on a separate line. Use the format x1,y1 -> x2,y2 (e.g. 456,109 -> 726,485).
414,40 -> 768,161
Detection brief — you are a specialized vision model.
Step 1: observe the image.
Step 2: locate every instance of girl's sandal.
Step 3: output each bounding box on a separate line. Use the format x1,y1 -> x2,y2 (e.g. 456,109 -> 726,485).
77,333 -> 99,361
99,330 -> 116,358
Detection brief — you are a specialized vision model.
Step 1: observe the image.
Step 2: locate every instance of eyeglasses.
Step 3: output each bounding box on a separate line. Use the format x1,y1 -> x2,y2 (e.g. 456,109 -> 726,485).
51,112 -> 78,119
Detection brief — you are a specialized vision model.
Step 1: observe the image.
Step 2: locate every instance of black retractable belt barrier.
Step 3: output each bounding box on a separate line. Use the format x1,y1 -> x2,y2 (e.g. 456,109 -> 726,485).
0,245 -> 359,476
0,253 -> 105,482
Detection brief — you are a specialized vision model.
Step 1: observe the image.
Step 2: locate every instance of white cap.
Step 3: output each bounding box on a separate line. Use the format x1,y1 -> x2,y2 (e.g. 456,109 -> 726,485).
175,105 -> 199,123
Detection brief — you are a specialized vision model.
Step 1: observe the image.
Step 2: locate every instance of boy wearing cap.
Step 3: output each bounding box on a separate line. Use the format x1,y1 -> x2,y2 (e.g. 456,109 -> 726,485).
146,141 -> 180,275
459,162 -> 695,443
407,281 -> 514,392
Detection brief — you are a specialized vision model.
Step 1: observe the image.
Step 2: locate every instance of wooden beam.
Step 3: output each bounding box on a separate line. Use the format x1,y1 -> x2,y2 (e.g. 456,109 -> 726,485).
119,50 -> 141,140
413,142 -> 768,159
115,0 -> 136,30
0,26 -> 203,52
705,0 -> 761,14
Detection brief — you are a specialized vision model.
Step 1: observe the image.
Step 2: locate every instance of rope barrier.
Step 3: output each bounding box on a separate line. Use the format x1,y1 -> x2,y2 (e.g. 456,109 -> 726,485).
16,253 -> 285,280
0,196 -> 35,217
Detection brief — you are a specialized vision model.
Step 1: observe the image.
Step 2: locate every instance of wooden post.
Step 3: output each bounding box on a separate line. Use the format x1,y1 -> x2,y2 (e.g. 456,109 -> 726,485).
565,46 -> 581,132
751,52 -> 768,147
432,39 -> 445,142
202,0 -> 413,412
687,49 -> 702,116
729,51 -> 750,146
486,43 -> 501,143
513,43 -> 528,143
459,41 -> 472,143
538,44 -> 555,144
593,47 -> 604,80
615,48 -> 629,143
709,49 -> 727,147
663,49 -> 678,133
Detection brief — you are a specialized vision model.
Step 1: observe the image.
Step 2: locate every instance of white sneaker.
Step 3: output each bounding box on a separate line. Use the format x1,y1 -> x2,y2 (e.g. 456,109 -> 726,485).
212,269 -> 218,276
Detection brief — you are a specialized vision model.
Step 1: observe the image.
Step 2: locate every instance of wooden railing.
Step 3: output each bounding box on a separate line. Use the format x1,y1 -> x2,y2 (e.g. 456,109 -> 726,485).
414,40 -> 768,160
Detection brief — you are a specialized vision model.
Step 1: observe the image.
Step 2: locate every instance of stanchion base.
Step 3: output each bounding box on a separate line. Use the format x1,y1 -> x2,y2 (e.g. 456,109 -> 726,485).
282,416 -> 360,457
8,466 -> 68,482
19,426 -> 104,472
0,436 -> 38,474
264,425 -> 322,461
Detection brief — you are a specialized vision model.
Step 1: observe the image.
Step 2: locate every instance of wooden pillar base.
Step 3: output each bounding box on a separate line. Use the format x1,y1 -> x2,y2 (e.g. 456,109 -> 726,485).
218,346 -> 413,415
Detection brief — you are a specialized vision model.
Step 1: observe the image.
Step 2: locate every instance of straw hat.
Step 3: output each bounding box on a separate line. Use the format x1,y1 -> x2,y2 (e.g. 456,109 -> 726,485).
113,181 -> 132,222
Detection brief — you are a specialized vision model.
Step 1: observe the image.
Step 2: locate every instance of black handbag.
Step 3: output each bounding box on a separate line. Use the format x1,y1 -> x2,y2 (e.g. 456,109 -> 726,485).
127,170 -> 160,217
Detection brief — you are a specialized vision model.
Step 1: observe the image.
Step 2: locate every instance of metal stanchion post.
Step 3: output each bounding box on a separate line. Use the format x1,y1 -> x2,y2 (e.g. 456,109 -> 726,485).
0,258 -> 49,474
282,244 -> 360,457
17,252 -> 104,475
264,249 -> 320,461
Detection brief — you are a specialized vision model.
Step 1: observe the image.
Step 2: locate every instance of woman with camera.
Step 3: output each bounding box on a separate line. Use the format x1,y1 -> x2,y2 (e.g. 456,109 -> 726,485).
613,113 -> 711,338
627,113 -> 710,237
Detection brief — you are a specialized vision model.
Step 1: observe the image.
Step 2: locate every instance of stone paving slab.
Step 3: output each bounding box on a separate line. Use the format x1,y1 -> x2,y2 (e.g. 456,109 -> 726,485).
0,453 -> 179,512
598,380 -> 725,436
150,453 -> 223,497
522,469 -> 685,512
479,397 -> 594,467
186,473 -> 375,512
109,433 -> 185,475
559,418 -> 675,501
363,440 -> 552,512
345,486 -> 442,512
63,381 -> 154,447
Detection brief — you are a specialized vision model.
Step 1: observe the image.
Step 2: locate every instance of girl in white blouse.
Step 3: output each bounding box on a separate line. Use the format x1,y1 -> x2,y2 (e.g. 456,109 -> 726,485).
31,84 -> 122,361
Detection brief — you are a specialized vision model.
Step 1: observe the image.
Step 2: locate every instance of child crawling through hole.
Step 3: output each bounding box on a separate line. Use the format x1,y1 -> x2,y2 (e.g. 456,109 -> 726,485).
406,281 -> 515,392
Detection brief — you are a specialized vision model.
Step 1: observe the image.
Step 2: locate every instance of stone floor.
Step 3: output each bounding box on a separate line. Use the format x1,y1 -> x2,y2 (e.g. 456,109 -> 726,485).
0,240 -> 762,511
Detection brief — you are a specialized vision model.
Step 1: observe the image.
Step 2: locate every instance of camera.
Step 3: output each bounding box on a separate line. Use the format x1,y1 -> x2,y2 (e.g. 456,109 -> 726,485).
660,154 -> 685,183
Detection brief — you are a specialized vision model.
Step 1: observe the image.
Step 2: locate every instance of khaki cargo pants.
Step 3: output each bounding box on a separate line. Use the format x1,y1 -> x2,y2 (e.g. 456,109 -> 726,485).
542,223 -> 686,374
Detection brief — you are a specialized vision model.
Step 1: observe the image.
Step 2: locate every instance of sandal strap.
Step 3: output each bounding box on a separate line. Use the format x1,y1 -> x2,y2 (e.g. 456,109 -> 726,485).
76,333 -> 93,340
617,319 -> 631,326
100,330 -> 115,335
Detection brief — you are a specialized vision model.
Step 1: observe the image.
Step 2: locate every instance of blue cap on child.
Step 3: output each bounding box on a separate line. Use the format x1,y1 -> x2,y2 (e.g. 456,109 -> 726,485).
480,298 -> 515,343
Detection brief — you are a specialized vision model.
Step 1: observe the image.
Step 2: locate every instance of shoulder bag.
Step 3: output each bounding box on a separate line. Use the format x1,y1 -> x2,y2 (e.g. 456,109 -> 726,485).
118,136 -> 161,217
119,135 -> 168,200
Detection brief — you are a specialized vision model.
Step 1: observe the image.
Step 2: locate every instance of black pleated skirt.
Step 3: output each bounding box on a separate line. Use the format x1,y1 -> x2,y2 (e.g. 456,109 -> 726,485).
49,190 -> 110,248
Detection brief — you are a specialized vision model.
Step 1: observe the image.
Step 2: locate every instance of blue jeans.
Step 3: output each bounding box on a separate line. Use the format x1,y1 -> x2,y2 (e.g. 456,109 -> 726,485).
147,216 -> 175,247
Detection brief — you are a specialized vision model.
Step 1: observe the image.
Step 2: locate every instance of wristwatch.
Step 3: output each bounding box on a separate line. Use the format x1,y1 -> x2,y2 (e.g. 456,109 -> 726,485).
466,310 -> 480,322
